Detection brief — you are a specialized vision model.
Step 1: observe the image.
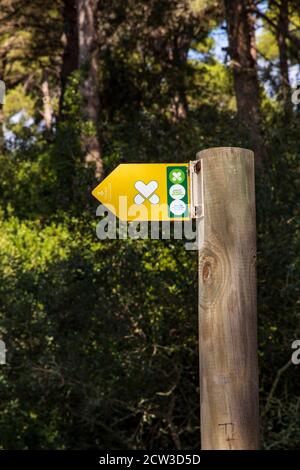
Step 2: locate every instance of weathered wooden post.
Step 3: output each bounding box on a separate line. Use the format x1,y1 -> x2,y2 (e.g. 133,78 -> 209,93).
195,147 -> 259,450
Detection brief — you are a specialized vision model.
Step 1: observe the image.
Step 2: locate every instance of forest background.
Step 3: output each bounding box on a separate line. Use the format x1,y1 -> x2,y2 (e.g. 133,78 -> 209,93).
0,0 -> 299,450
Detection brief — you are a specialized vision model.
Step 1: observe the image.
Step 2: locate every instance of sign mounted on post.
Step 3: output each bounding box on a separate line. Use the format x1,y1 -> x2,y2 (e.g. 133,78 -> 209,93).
92,148 -> 260,450
92,163 -> 191,221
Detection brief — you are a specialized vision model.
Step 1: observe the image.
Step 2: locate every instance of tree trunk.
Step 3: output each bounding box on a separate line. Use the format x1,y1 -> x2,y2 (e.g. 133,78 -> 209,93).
0,106 -> 4,152
42,76 -> 52,131
246,0 -> 257,62
167,34 -> 189,120
0,74 -> 6,153
224,0 -> 264,168
172,91 -> 188,120
59,0 -> 79,118
77,0 -> 103,179
277,0 -> 291,112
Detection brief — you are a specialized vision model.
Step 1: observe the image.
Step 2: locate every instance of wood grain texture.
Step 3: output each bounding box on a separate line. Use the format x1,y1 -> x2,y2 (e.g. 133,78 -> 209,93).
197,147 -> 259,450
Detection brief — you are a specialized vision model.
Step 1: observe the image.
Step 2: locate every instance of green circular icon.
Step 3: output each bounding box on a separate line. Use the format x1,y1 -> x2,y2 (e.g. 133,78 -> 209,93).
169,168 -> 185,184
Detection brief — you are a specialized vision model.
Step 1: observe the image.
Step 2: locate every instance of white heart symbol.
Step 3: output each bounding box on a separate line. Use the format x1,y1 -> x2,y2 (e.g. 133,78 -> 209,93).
134,180 -> 160,205
135,180 -> 158,198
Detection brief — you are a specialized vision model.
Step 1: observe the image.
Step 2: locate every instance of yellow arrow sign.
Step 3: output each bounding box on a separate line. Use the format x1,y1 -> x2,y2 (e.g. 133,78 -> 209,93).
92,163 -> 190,221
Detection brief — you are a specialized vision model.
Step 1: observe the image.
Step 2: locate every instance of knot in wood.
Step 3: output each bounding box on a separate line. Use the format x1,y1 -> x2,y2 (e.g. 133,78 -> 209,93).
202,261 -> 212,282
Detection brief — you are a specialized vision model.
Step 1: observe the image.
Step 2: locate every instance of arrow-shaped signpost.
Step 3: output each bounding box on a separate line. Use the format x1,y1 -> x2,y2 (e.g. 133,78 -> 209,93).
92,163 -> 190,221
92,147 -> 260,450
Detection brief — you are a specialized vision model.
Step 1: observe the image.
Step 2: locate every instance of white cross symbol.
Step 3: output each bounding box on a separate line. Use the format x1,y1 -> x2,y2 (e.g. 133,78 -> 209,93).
171,171 -> 183,182
134,180 -> 160,205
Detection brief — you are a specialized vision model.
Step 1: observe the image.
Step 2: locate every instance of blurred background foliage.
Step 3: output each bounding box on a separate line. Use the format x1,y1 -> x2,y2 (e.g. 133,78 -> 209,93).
0,0 -> 299,449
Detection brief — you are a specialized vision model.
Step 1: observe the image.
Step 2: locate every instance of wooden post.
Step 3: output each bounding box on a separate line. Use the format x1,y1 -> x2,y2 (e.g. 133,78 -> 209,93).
196,147 -> 259,450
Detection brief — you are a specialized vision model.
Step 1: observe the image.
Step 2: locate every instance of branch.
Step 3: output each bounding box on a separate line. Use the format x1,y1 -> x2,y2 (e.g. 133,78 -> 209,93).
262,359 -> 292,416
255,6 -> 300,50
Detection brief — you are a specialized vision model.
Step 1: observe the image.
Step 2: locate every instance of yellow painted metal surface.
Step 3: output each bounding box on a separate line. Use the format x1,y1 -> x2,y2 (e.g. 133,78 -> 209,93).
92,163 -> 190,221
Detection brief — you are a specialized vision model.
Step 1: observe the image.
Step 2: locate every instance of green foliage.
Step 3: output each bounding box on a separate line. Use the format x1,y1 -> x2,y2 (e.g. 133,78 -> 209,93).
4,85 -> 36,129
0,142 -> 57,218
0,216 -> 198,449
1,104 -> 299,449
255,116 -> 300,449
0,0 -> 299,451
